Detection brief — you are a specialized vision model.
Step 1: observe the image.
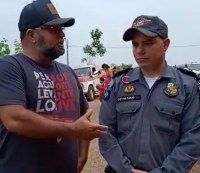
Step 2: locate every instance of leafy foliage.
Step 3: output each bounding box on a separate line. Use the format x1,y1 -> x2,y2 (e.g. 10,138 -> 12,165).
111,63 -> 133,72
119,63 -> 133,70
0,38 -> 10,57
82,28 -> 106,64
0,38 -> 23,58
14,39 -> 23,54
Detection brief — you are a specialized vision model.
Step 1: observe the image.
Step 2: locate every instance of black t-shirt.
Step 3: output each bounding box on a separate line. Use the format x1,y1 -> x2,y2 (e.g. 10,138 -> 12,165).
0,54 -> 88,173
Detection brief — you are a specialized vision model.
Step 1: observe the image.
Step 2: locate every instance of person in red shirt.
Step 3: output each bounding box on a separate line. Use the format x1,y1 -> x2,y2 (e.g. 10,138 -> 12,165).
101,64 -> 113,88
97,77 -> 106,102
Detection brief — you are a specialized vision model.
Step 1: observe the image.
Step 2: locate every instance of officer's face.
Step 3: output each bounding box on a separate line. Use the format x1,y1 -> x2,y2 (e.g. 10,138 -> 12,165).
132,31 -> 170,70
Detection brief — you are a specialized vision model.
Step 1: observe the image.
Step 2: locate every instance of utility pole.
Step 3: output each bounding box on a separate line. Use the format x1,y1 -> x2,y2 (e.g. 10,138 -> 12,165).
64,38 -> 69,65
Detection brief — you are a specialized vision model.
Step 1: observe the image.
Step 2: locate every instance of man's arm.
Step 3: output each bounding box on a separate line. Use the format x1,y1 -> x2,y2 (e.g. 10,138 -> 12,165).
149,82 -> 200,173
99,81 -> 134,173
77,140 -> 90,173
0,105 -> 107,140
0,59 -> 107,140
75,72 -> 92,172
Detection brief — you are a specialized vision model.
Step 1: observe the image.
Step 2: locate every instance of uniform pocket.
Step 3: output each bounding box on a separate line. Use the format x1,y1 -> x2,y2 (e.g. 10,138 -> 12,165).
116,101 -> 141,114
116,101 -> 141,133
154,102 -> 183,135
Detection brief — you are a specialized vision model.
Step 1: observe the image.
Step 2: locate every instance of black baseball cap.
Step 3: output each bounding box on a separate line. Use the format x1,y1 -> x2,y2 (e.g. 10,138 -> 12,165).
123,15 -> 168,41
18,0 -> 75,32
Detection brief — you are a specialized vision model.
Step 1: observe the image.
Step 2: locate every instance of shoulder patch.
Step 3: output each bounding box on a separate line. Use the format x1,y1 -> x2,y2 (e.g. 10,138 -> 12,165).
177,68 -> 200,82
113,68 -> 133,78
103,90 -> 111,100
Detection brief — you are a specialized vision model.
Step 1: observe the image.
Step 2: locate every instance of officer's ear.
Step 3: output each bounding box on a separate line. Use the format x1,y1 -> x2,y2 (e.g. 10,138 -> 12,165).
163,38 -> 170,51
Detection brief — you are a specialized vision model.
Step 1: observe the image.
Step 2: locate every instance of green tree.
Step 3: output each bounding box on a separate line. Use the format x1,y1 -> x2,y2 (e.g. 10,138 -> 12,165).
14,39 -> 23,54
82,28 -> 106,64
120,63 -> 133,70
0,38 -> 10,57
113,63 -> 133,72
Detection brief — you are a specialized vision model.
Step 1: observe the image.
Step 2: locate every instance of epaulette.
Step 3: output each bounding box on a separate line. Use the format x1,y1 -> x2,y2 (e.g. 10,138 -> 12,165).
112,68 -> 133,78
177,67 -> 200,82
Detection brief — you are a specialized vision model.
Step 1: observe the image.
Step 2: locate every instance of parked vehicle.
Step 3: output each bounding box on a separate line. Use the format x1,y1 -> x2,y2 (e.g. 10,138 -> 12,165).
187,62 -> 200,78
177,62 -> 200,78
73,65 -> 100,101
177,63 -> 200,92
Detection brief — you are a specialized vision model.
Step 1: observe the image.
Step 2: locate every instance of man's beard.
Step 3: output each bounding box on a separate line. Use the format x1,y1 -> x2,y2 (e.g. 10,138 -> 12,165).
37,34 -> 65,60
43,46 -> 65,60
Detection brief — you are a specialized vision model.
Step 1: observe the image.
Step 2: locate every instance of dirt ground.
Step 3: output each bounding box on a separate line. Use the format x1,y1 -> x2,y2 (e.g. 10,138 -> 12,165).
82,99 -> 200,173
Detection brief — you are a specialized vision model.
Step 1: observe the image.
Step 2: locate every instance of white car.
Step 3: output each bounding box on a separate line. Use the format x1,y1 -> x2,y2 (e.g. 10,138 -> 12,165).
73,65 -> 100,101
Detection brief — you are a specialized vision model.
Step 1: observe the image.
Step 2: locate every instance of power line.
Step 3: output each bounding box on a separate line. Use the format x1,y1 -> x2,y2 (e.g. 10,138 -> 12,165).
69,44 -> 200,49
170,44 -> 200,48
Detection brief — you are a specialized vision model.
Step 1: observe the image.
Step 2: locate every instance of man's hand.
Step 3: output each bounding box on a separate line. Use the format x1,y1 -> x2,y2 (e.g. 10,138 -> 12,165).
72,109 -> 108,140
132,169 -> 148,173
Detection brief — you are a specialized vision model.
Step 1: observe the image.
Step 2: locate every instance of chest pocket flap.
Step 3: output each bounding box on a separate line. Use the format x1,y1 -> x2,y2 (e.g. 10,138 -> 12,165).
155,102 -> 183,116
116,101 -> 141,114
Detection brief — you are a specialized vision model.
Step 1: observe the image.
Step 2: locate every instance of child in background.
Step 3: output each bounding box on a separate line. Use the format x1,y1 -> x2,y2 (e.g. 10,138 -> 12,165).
101,64 -> 113,88
97,77 -> 106,102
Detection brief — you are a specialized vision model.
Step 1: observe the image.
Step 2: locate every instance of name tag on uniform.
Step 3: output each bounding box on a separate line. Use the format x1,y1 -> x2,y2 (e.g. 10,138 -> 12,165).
117,95 -> 141,102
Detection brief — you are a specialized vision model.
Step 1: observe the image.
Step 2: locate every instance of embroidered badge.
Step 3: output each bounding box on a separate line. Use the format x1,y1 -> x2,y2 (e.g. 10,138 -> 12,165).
124,85 -> 135,93
103,90 -> 111,100
47,3 -> 58,15
122,76 -> 131,84
133,18 -> 152,27
164,83 -> 179,97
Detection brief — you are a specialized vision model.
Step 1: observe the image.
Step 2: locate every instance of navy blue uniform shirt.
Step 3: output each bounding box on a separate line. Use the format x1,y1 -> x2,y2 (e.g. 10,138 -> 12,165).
99,65 -> 200,173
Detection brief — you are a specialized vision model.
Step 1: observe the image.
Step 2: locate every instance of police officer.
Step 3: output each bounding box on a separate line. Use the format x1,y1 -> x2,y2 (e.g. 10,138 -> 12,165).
99,15 -> 200,173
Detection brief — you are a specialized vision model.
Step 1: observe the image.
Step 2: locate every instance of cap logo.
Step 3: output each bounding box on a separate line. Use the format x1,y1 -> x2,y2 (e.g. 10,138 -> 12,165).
133,18 -> 151,27
46,3 -> 58,15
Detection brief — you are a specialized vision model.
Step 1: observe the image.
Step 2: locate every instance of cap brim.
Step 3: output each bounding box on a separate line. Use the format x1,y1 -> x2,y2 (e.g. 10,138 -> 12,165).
123,27 -> 158,41
43,18 -> 75,27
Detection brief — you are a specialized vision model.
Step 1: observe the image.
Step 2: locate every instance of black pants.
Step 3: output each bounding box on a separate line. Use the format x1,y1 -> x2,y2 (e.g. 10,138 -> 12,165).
104,166 -> 117,173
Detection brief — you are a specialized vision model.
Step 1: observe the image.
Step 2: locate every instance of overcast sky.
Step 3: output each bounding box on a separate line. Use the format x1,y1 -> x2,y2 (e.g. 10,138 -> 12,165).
1,0 -> 200,67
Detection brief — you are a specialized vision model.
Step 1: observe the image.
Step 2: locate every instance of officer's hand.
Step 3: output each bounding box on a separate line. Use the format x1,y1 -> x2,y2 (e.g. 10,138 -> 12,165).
132,169 -> 148,173
72,109 -> 108,140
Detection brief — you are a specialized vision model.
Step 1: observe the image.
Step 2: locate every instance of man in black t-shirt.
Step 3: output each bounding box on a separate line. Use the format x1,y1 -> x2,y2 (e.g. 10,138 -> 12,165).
0,1 -> 107,173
